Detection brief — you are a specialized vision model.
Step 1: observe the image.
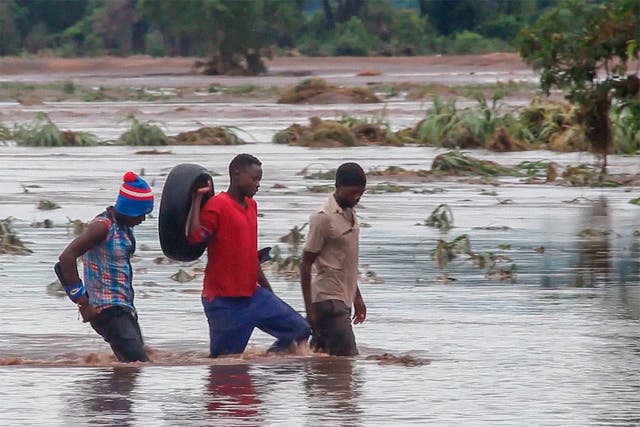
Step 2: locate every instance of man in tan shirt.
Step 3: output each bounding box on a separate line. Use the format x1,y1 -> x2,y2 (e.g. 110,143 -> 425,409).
300,162 -> 367,356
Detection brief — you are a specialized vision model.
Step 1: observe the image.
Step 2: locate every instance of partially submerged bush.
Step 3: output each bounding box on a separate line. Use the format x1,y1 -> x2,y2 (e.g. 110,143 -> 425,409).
409,96 -> 534,151
277,78 -> 381,104
173,127 -> 245,145
518,99 -> 587,152
117,115 -> 172,146
273,116 -> 400,147
12,112 -> 99,146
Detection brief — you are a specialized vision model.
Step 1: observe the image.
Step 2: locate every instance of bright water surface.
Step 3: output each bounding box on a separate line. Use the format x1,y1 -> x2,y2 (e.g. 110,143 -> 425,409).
0,98 -> 639,426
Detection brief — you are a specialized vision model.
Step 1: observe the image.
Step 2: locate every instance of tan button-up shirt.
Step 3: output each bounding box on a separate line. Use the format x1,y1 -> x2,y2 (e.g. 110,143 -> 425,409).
304,194 -> 359,306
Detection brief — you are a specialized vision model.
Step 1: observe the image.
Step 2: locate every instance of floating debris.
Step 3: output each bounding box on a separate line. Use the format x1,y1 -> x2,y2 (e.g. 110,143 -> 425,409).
31,219 -> 53,228
563,197 -> 595,204
485,264 -> 517,281
0,218 -> 32,255
431,150 -> 519,176
306,184 -> 334,193
361,270 -> 384,284
365,353 -> 429,367
279,223 -> 307,245
37,199 -> 60,210
432,234 -> 471,269
423,204 -> 453,230
134,149 -> 172,155
46,279 -> 65,297
367,183 -> 411,194
170,269 -> 196,283
473,225 -> 512,231
66,217 -> 87,236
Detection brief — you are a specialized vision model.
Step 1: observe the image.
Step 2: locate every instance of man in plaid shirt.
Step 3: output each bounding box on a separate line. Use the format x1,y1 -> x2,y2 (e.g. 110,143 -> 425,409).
57,171 -> 153,362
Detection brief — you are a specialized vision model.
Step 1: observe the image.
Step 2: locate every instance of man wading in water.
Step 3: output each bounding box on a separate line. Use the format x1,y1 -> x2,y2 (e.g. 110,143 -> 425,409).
300,162 -> 367,356
57,171 -> 153,362
188,153 -> 310,357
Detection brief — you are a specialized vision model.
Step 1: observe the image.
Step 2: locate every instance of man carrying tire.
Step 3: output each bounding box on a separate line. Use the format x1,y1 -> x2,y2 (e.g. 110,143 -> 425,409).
187,153 -> 311,357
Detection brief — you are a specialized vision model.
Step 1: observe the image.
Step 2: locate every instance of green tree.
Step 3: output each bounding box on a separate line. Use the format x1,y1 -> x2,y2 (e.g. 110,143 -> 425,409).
321,0 -> 365,29
0,1 -> 24,55
138,0 -> 303,74
519,0 -> 640,172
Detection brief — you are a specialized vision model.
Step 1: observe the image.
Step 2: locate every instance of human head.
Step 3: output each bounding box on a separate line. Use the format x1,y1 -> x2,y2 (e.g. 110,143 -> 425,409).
229,153 -> 262,198
114,171 -> 153,225
334,162 -> 366,209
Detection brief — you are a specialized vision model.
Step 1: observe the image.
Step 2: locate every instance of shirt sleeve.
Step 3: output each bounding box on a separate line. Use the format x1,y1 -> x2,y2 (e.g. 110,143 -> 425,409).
304,212 -> 328,253
92,216 -> 112,228
187,199 -> 219,244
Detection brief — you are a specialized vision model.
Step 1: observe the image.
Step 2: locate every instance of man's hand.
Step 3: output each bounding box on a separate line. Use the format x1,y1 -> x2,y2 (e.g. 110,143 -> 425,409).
76,295 -> 99,322
353,298 -> 367,324
78,303 -> 99,323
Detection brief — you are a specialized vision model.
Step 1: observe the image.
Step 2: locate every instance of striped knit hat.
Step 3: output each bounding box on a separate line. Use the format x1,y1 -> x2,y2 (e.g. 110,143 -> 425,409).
114,171 -> 154,217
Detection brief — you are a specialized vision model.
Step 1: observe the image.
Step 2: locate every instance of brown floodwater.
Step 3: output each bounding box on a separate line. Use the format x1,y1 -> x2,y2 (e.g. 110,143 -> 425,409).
1,71 -> 640,424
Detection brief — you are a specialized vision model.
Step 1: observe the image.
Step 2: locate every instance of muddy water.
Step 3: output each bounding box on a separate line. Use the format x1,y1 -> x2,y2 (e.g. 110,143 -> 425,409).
1,100 -> 640,425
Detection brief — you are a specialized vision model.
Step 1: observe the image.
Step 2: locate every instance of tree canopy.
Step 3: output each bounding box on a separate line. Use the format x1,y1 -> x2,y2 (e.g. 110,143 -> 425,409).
0,0 -> 556,74
519,0 -> 640,171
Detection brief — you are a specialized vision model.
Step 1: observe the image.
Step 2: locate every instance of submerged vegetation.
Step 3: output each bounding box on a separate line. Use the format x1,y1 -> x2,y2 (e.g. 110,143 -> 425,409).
173,127 -> 246,145
11,112 -> 99,147
273,116 -> 400,147
0,218 -> 31,255
117,115 -> 172,146
277,79 -> 381,104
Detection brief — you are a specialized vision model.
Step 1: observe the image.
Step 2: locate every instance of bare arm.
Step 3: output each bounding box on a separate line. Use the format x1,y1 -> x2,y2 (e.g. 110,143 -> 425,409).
59,222 -> 108,283
58,221 -> 108,312
300,250 -> 319,321
187,185 -> 211,238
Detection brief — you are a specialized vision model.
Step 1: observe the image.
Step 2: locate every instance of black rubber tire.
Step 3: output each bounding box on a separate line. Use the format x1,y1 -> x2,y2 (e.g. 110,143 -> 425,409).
158,163 -> 214,262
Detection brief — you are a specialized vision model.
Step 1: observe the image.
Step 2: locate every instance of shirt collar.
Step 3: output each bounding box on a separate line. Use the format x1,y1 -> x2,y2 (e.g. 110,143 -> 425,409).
321,194 -> 356,219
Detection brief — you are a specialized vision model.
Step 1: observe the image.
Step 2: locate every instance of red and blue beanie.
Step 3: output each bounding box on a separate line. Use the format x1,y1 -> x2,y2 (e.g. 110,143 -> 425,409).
114,171 -> 153,217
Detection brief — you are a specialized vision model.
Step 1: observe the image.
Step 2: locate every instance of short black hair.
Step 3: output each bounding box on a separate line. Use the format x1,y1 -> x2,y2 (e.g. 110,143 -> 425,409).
335,162 -> 366,187
229,153 -> 261,176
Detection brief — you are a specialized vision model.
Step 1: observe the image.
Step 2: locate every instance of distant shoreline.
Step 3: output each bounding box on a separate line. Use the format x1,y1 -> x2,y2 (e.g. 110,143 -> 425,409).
0,53 -> 527,78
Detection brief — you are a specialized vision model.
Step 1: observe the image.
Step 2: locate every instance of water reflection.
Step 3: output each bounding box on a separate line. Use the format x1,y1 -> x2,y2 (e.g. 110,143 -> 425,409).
205,364 -> 262,423
575,196 -> 612,287
76,366 -> 140,426
303,358 -> 362,423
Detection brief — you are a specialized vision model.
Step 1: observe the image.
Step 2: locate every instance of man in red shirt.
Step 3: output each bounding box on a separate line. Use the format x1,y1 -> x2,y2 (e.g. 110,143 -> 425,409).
188,153 -> 310,357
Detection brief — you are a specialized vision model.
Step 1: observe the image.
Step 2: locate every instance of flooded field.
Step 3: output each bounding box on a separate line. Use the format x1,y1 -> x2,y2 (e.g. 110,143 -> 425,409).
1,59 -> 640,424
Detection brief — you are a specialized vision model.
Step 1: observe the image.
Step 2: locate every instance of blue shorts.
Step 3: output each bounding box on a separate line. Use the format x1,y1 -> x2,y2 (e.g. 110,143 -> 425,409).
202,287 -> 311,357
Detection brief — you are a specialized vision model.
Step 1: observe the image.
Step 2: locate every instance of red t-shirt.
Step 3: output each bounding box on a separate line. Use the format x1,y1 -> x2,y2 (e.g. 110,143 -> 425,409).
188,192 -> 258,300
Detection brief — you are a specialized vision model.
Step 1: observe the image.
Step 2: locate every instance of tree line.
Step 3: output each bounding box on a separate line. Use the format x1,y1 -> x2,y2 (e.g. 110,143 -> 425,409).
0,0 -> 557,74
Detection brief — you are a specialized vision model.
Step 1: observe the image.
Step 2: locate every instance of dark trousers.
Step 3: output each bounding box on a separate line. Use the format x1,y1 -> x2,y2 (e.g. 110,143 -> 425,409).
90,306 -> 149,362
311,299 -> 358,356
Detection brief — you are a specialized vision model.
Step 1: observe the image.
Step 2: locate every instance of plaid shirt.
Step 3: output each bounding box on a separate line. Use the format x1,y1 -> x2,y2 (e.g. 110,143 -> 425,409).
82,207 -> 136,312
